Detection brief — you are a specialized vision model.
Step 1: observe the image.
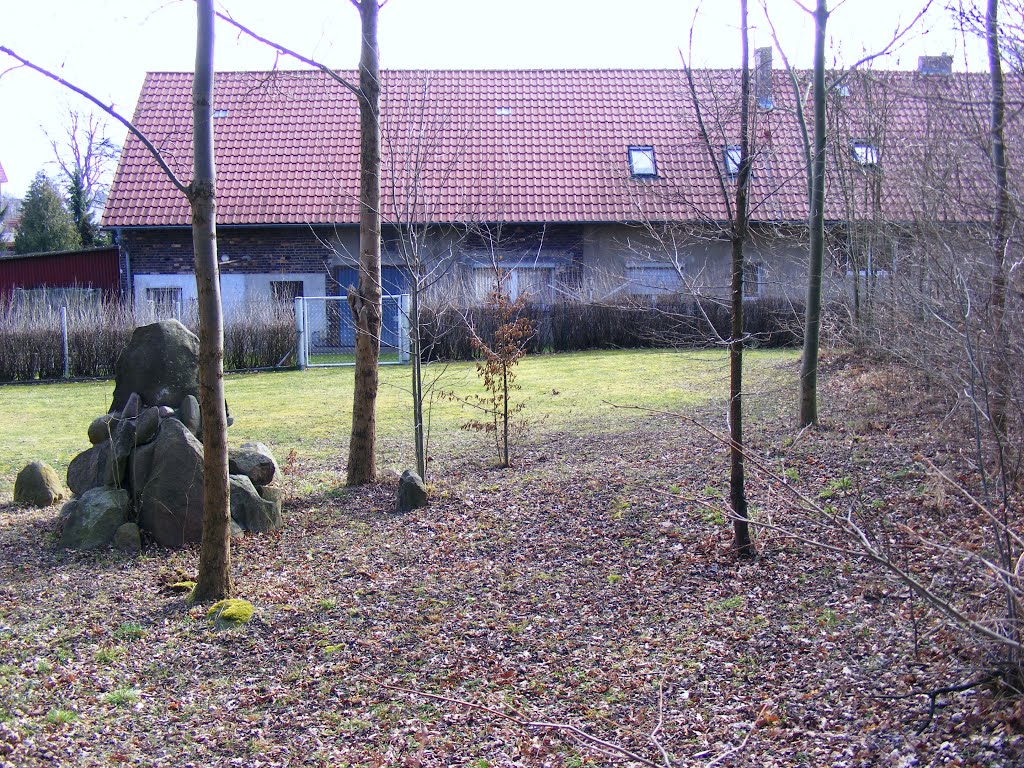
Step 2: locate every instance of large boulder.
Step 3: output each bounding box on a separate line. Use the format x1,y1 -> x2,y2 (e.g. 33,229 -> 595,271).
58,487 -> 130,550
110,320 -> 199,413
137,418 -> 205,548
13,462 -> 66,507
229,442 -> 279,487
229,475 -> 282,533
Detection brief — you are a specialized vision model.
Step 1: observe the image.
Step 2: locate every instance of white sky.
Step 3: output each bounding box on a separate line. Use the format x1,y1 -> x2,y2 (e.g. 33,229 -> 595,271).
0,0 -> 986,198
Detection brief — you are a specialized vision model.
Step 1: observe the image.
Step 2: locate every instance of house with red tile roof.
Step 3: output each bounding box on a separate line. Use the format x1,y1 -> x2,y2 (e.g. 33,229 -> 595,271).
102,53 -> 1018,313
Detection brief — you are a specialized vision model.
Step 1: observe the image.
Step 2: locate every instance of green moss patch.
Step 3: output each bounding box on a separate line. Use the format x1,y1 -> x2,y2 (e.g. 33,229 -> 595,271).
206,599 -> 255,628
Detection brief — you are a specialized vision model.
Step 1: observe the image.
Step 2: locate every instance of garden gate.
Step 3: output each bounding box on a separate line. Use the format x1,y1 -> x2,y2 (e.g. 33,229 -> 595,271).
294,294 -> 410,368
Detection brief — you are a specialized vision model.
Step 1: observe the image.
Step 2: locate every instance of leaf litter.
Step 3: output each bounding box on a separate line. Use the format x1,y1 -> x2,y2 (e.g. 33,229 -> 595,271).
0,356 -> 1021,767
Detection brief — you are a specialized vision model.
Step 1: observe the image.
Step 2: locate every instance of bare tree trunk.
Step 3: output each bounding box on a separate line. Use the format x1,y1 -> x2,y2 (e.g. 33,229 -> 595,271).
987,0 -> 1011,437
190,0 -> 232,602
800,0 -> 828,427
410,276 -> 426,479
730,0 -> 753,557
346,0 -> 382,486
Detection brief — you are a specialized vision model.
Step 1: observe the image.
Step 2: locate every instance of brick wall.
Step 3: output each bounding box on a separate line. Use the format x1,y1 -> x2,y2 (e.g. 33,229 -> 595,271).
121,225 -> 352,280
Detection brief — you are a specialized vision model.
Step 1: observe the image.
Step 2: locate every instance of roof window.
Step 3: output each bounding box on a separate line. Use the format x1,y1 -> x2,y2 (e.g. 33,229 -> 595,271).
629,146 -> 657,178
832,82 -> 850,97
723,145 -> 742,178
851,141 -> 879,166
496,106 -> 511,116
212,109 -> 230,119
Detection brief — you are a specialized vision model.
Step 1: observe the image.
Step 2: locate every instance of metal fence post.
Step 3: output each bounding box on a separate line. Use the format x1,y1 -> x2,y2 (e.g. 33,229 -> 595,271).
398,294 -> 411,364
60,305 -> 70,379
295,296 -> 307,369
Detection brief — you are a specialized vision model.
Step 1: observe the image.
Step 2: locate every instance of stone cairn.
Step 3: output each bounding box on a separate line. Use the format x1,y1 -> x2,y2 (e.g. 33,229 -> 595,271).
59,319 -> 283,551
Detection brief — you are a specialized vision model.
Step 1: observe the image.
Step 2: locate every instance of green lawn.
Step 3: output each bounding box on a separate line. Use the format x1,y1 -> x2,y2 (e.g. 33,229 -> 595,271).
0,348 -> 798,498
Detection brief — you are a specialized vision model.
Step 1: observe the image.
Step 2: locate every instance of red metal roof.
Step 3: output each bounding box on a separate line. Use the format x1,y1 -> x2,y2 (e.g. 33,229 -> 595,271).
0,246 -> 121,294
102,68 -> 1015,228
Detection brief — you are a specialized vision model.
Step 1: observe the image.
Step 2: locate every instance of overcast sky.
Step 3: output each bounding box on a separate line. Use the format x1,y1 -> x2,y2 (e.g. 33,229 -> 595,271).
0,0 -> 986,198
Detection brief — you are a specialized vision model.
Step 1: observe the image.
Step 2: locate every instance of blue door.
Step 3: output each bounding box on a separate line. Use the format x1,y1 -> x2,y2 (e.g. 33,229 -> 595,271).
334,267 -> 408,351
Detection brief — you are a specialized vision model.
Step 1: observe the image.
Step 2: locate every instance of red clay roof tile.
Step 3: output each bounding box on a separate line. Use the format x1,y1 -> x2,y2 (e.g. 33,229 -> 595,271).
103,68 -> 1017,229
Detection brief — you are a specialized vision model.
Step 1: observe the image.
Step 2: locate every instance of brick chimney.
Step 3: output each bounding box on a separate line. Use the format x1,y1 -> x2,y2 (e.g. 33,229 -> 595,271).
755,47 -> 774,109
918,54 -> 953,76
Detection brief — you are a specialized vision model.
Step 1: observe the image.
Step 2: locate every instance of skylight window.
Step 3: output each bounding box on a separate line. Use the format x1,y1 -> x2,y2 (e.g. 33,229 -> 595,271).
212,109 -> 230,119
833,82 -> 850,97
851,141 -> 880,166
723,145 -> 742,178
629,146 -> 657,178
496,106 -> 511,116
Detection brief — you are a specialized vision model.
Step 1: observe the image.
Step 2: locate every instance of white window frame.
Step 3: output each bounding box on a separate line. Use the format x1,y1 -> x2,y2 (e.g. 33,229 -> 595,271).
743,261 -> 765,299
625,263 -> 684,296
628,146 -> 657,178
851,141 -> 879,166
723,145 -> 742,178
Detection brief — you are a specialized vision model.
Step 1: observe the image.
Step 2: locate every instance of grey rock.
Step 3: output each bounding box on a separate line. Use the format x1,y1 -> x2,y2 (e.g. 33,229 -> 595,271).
67,442 -> 111,497
396,469 -> 428,512
87,414 -> 117,445
230,520 -> 246,541
128,439 -> 156,510
113,522 -> 142,554
137,418 -> 205,548
135,407 -> 161,446
105,417 -> 137,489
13,462 -> 66,507
110,320 -> 199,413
228,442 -> 278,487
178,395 -> 201,437
229,475 -> 282,533
121,392 -> 142,420
157,406 -> 174,418
58,487 -> 130,550
257,484 -> 284,526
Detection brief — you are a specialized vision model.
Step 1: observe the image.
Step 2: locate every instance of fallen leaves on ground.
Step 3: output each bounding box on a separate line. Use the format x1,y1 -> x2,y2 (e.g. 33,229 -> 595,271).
0,356 -> 1020,767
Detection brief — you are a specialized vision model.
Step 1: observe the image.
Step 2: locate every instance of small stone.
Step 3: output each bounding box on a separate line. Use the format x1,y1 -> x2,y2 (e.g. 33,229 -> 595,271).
135,407 -> 161,446
229,475 -> 282,533
396,469 -> 428,512
121,392 -> 142,420
87,414 -> 117,445
229,442 -> 278,486
13,461 -> 66,507
112,522 -> 142,554
178,395 -> 201,437
67,442 -> 111,497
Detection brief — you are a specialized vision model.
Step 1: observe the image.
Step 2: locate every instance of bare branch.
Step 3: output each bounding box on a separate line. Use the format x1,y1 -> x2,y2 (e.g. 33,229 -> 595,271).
212,10 -> 361,98
0,45 -> 189,196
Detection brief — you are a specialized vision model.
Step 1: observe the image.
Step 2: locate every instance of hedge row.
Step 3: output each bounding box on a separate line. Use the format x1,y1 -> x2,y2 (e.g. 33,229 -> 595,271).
0,294 -> 296,382
1,294 -> 803,381
420,297 -> 803,361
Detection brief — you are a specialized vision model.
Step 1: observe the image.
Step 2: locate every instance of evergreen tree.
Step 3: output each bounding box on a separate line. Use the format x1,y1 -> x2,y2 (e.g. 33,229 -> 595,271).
14,171 -> 81,254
